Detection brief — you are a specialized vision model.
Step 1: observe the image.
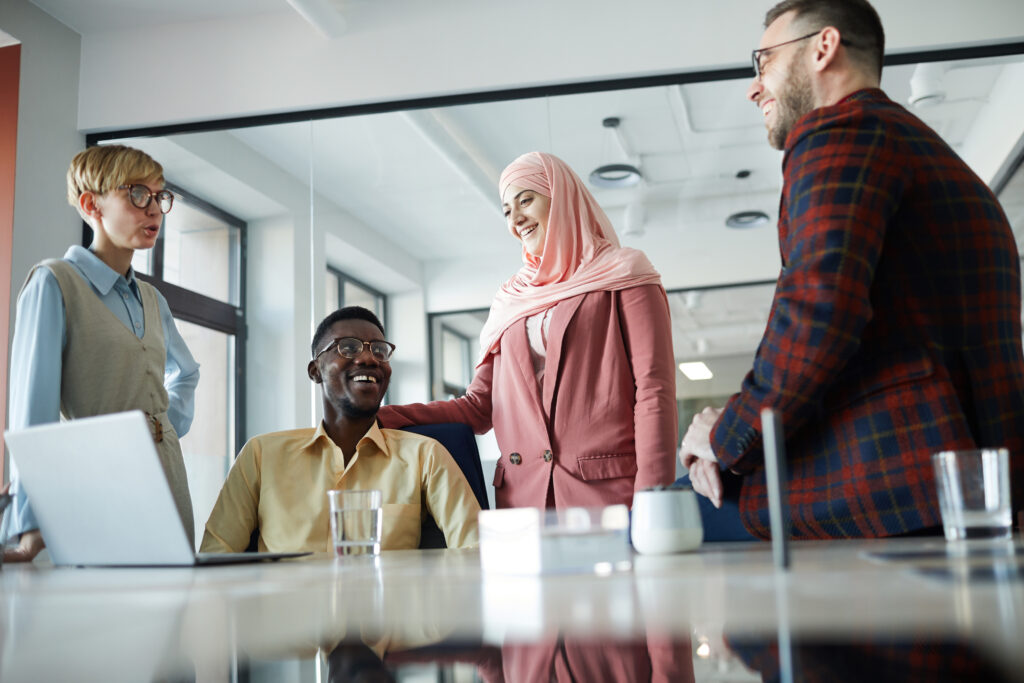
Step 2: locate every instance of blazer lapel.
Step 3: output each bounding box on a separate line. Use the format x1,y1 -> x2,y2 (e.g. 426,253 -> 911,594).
503,317 -> 545,413
541,294 -> 586,415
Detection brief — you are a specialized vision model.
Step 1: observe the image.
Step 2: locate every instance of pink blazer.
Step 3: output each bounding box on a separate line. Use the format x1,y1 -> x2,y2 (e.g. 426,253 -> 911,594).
503,634 -> 694,683
378,284 -> 677,509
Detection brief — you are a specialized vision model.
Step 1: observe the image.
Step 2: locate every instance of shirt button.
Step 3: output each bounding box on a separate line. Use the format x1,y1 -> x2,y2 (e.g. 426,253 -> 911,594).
543,450 -> 553,463
134,322 -> 142,329
509,453 -> 522,465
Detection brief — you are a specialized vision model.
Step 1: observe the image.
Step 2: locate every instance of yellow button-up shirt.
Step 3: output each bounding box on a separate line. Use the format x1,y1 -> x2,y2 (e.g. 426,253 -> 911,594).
200,421 -> 480,552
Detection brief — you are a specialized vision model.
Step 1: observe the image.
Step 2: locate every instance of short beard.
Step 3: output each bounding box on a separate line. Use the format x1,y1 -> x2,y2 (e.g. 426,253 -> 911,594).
339,398 -> 380,420
768,54 -> 816,150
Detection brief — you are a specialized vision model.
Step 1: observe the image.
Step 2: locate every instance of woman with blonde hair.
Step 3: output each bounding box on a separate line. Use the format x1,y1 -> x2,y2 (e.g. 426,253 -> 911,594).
3,145 -> 200,562
379,151 -> 676,510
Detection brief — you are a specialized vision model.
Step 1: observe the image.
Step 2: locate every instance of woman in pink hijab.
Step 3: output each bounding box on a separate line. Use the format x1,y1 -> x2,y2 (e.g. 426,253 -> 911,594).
378,151 -> 677,510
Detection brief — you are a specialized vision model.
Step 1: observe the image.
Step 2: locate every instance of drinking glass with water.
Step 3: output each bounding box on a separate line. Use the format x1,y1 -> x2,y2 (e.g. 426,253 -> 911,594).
932,448 -> 1012,542
328,489 -> 383,556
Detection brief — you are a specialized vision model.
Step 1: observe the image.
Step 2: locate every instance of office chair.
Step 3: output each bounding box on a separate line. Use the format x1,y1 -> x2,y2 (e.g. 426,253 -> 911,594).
400,422 -> 490,549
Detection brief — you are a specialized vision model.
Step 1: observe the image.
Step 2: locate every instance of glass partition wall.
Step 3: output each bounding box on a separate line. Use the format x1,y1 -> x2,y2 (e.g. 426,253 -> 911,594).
90,48 -> 1024,502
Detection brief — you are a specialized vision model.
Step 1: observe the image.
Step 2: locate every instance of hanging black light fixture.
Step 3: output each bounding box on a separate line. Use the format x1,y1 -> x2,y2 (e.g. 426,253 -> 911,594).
589,117 -> 643,189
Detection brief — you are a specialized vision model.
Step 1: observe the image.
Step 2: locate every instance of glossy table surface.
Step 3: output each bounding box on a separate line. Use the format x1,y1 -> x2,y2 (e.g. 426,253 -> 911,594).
1,536 -> 1021,682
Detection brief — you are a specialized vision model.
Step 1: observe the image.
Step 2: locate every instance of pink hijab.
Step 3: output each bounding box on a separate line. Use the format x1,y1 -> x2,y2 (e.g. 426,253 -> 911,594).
477,151 -> 663,364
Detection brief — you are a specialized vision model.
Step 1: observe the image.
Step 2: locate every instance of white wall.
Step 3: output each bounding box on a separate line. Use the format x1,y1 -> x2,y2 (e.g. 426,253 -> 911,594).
387,291 -> 428,405
423,252 -> 520,313
74,0 -> 1024,134
246,215 -> 303,436
1,0 -> 82,337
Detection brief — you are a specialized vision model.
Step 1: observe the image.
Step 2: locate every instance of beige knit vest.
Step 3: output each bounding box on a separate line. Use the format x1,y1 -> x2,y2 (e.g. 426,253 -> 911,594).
30,259 -> 196,548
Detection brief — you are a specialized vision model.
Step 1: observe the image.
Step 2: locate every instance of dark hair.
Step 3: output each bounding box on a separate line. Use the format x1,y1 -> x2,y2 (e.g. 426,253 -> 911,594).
765,0 -> 885,80
311,306 -> 385,356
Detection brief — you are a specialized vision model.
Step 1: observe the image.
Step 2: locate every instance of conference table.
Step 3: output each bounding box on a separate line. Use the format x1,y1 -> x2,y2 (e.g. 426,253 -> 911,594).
0,536 -> 1021,682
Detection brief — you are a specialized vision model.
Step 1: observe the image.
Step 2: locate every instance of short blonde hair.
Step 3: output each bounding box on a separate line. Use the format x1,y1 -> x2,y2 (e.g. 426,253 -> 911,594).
66,144 -> 164,208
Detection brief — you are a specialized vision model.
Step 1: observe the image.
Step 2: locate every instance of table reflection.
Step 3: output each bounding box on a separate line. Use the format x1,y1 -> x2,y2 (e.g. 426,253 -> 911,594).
0,538 -> 1020,682
725,636 -> 1015,683
322,633 -> 1018,683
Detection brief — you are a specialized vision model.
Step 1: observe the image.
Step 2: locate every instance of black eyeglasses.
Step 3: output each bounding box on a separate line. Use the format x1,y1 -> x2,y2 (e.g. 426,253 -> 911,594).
313,337 -> 396,363
118,184 -> 175,214
751,30 -> 854,79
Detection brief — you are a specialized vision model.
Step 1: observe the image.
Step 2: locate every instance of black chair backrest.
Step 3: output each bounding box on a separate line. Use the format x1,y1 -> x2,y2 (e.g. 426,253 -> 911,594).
400,423 -> 489,549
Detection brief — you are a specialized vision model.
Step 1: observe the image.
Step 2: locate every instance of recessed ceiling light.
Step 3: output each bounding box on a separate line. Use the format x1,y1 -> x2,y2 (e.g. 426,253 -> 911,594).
679,362 -> 713,380
725,210 -> 769,229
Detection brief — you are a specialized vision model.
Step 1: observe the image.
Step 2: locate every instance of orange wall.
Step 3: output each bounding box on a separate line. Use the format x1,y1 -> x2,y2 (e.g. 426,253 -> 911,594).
0,43 -> 21,481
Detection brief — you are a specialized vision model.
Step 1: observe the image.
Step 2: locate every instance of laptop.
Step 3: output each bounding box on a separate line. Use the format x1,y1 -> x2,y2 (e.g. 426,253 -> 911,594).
4,410 -> 310,567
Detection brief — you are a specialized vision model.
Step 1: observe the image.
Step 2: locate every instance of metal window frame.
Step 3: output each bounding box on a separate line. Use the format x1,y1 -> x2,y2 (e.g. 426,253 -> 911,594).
79,182 -> 248,453
326,265 -> 388,327
438,323 -> 472,397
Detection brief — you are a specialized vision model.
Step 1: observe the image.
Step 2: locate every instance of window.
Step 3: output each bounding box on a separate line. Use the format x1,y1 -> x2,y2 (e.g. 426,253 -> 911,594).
428,310 -> 487,400
440,327 -> 472,398
90,182 -> 246,544
325,266 -> 386,322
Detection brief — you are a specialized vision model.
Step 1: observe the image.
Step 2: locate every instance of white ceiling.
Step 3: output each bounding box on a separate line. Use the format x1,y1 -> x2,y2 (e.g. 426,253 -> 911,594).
110,59 -> 1021,262
26,0 -> 286,34
32,0 -> 1024,396
108,56 -> 1024,396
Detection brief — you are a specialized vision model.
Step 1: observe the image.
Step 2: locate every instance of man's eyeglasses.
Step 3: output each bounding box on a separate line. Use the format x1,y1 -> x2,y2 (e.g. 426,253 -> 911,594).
118,184 -> 175,214
314,337 -> 396,363
751,30 -> 853,79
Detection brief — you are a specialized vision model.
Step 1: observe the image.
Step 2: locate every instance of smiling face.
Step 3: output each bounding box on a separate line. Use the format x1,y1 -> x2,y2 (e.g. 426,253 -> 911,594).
747,12 -> 818,150
502,184 -> 551,258
88,177 -> 165,255
308,318 -> 392,420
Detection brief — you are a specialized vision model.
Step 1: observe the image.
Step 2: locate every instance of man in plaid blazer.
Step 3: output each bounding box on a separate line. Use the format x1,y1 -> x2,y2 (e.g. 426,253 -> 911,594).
680,0 -> 1024,539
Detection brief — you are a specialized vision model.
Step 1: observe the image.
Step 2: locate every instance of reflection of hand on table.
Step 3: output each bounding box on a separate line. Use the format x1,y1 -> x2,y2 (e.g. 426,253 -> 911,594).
3,529 -> 45,563
678,407 -> 724,508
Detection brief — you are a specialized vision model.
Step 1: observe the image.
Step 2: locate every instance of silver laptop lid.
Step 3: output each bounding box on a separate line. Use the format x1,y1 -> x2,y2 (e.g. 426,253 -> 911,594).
5,411 -> 196,566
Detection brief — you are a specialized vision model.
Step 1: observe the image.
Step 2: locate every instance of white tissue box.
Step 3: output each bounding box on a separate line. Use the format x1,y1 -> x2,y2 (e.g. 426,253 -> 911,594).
478,505 -> 632,575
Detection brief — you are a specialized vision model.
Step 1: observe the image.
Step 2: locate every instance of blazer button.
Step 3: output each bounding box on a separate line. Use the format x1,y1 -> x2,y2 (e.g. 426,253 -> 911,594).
543,450 -> 553,463
509,453 -> 522,465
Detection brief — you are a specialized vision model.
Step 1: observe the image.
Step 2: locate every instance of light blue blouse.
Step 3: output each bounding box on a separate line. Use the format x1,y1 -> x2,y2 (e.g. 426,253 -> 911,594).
4,245 -> 200,539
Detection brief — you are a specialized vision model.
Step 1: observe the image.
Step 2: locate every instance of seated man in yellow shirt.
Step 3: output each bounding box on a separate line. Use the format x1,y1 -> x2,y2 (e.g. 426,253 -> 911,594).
201,306 -> 480,553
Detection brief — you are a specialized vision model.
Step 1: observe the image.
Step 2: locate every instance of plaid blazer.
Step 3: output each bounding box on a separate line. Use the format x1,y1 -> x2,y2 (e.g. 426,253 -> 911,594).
712,89 -> 1024,539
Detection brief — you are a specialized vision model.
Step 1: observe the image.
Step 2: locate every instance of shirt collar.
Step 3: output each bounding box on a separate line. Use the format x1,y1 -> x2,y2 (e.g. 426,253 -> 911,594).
303,419 -> 389,457
837,87 -> 887,106
64,245 -> 139,296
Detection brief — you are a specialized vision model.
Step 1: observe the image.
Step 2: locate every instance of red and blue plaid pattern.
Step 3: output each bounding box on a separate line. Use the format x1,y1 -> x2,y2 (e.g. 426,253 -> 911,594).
712,89 -> 1024,539
725,634 -> 1015,683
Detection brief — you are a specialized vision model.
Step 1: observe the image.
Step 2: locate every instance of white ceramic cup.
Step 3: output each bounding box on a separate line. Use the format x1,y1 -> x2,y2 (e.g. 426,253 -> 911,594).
630,486 -> 704,554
